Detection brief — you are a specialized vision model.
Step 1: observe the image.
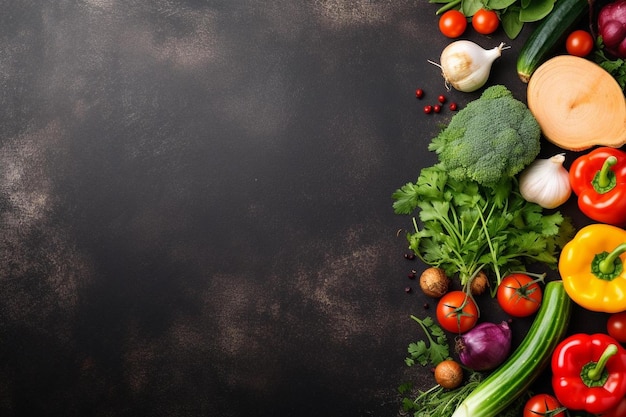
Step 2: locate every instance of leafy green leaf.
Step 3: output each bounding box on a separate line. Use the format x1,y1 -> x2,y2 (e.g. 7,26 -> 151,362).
392,182 -> 421,215
519,0 -> 555,22
461,0 -> 484,16
501,8 -> 525,40
406,316 -> 450,367
486,0 -> 517,9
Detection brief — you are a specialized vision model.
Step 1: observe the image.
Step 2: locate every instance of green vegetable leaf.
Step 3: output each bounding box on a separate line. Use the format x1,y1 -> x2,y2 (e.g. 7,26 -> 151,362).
519,0 -> 555,22
501,8 -> 524,39
487,0 -> 517,9
461,0 -> 484,16
391,182 -> 420,215
406,316 -> 449,367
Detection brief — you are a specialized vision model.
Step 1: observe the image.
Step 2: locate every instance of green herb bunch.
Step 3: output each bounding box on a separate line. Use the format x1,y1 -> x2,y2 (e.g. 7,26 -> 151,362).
392,164 -> 574,294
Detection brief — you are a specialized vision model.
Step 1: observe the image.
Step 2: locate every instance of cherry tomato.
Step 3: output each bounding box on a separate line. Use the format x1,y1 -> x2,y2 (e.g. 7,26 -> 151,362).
496,273 -> 542,317
523,394 -> 566,417
566,30 -> 594,57
607,311 -> 626,343
439,10 -> 467,38
471,9 -> 499,35
436,290 -> 478,333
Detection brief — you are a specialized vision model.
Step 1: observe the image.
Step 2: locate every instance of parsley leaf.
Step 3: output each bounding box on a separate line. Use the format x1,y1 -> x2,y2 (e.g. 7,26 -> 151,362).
392,164 -> 575,293
405,316 -> 449,367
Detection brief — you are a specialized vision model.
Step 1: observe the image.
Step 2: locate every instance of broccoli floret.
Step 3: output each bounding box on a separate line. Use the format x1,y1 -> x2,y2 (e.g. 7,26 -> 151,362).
428,85 -> 541,187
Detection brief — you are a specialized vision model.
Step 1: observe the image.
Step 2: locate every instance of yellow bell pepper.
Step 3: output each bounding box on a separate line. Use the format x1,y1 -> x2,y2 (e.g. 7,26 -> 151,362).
559,224 -> 626,313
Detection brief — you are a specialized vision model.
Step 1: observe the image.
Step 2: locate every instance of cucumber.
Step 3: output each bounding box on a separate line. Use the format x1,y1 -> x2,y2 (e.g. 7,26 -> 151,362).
450,280 -> 572,417
516,0 -> 589,83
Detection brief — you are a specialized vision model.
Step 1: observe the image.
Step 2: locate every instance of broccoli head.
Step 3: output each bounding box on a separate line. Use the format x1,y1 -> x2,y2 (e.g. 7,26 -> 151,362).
428,85 -> 541,187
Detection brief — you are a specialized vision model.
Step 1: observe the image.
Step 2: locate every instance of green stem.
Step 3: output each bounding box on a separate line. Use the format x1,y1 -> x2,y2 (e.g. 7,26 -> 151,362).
592,155 -> 618,193
436,0 -> 461,14
587,344 -> 617,381
599,156 -> 617,188
599,243 -> 626,275
410,315 -> 437,348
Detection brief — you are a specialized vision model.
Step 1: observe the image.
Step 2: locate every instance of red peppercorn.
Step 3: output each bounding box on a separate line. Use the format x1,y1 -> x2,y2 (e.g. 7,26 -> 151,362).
415,88 -> 424,99
438,94 -> 446,104
424,105 -> 433,114
449,102 -> 458,111
433,104 -> 442,113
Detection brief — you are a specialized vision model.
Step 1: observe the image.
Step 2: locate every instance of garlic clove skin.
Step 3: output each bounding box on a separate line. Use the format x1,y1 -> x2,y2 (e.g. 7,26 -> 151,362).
439,41 -> 508,92
519,153 -> 572,209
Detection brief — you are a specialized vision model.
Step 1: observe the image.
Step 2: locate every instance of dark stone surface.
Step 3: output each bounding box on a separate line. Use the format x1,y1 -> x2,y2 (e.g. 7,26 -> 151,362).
0,1 -> 615,416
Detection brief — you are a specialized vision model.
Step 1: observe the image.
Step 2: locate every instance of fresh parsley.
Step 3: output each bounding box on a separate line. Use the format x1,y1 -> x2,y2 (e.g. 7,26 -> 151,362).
405,316 -> 449,367
392,164 -> 574,295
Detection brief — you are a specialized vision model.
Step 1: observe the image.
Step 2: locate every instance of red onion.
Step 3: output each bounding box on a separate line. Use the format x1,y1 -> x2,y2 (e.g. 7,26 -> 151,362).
599,0 -> 626,58
456,321 -> 512,371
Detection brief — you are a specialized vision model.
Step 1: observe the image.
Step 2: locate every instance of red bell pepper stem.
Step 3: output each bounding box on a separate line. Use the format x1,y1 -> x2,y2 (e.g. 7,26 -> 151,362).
594,156 -> 618,193
598,243 -> 626,276
586,344 -> 618,383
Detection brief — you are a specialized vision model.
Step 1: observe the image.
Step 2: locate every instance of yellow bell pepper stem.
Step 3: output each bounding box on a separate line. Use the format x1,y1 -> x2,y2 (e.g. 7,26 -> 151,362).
596,243 -> 626,279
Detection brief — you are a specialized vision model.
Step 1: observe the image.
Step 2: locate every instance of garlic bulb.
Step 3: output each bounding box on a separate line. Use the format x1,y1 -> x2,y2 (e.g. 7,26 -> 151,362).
430,41 -> 509,92
519,154 -> 571,209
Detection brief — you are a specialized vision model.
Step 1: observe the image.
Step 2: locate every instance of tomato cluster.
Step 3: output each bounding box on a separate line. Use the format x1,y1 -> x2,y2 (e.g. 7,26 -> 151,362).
438,8 -> 499,38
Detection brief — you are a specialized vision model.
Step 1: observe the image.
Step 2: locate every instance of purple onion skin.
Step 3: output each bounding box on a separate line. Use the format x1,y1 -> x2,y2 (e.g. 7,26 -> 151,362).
456,321 -> 512,371
599,0 -> 626,58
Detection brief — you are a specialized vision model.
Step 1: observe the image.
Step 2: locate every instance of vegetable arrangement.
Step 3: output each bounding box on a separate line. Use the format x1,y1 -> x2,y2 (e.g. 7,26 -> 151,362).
394,0 -> 626,415
430,0 -> 564,39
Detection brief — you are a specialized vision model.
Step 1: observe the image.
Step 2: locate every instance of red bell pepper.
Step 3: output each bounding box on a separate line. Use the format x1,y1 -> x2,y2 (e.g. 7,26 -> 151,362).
551,333 -> 626,414
602,396 -> 626,417
569,147 -> 626,226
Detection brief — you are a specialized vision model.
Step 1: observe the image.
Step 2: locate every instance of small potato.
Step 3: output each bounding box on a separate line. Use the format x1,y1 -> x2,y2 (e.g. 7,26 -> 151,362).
419,267 -> 450,298
434,359 -> 463,389
470,271 -> 489,296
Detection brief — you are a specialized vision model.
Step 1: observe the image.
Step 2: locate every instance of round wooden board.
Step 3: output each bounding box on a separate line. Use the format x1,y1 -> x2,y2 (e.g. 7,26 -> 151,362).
527,55 -> 626,151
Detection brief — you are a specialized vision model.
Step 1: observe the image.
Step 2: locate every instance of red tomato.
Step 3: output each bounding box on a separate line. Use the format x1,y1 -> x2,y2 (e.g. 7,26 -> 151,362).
436,290 -> 478,333
496,273 -> 542,317
566,30 -> 594,57
607,311 -> 626,343
472,9 -> 499,35
523,394 -> 566,417
439,10 -> 467,38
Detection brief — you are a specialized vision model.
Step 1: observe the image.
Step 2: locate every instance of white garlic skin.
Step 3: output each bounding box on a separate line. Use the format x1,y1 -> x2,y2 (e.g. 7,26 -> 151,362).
439,41 -> 508,92
519,154 -> 572,209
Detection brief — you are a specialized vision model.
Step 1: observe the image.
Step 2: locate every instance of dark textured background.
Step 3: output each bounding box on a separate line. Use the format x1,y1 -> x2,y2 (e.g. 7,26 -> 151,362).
0,1 -> 614,416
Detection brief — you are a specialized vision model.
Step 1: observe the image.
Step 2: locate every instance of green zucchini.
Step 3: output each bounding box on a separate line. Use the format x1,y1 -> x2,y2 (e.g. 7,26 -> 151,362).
516,0 -> 589,83
450,280 -> 572,417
